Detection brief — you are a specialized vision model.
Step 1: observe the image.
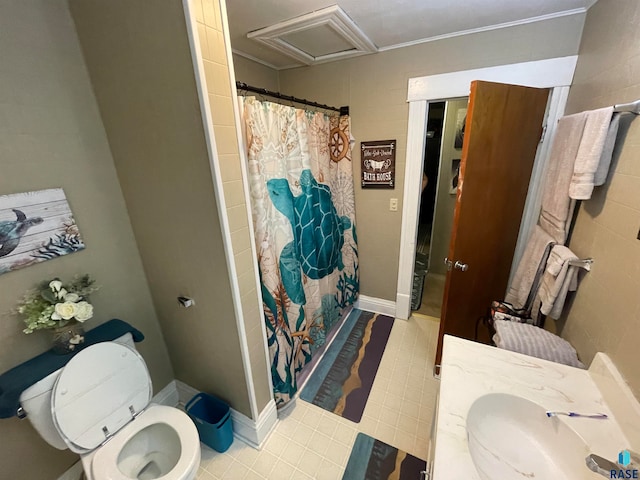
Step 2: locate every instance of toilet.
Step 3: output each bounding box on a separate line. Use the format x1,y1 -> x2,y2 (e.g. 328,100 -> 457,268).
19,333 -> 201,480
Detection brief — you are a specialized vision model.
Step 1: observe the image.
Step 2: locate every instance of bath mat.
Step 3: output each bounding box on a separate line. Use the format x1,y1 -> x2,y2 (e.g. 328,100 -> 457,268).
300,309 -> 393,422
342,433 -> 427,480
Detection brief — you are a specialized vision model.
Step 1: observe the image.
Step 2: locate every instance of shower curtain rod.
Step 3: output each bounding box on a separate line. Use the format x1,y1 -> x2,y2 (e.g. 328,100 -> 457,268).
236,82 -> 349,115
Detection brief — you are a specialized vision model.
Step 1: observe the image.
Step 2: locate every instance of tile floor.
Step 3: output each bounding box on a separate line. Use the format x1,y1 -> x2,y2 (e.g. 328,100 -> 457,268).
196,314 -> 440,479
415,272 -> 446,318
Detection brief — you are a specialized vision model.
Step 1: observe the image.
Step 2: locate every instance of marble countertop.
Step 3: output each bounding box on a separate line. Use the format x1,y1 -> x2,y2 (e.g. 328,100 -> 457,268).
433,335 -> 640,479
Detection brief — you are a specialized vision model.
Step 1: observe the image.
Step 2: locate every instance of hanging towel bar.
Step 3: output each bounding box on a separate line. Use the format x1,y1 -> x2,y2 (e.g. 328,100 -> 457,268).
613,100 -> 640,114
568,258 -> 593,270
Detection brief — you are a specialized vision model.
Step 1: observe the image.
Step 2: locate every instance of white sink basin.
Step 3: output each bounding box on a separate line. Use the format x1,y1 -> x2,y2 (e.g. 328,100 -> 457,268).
466,393 -> 591,480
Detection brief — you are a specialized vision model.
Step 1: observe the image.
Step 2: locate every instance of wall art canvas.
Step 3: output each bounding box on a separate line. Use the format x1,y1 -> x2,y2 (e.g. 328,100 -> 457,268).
454,108 -> 467,149
0,188 -> 85,275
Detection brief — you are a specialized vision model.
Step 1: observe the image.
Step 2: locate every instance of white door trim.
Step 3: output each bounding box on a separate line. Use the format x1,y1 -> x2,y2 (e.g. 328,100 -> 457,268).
508,85 -> 571,285
396,101 -> 428,316
396,56 -> 578,320
407,56 -> 578,102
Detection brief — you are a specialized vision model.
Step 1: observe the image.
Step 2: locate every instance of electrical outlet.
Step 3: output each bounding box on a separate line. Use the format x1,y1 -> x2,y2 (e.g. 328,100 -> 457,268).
390,198 -> 398,211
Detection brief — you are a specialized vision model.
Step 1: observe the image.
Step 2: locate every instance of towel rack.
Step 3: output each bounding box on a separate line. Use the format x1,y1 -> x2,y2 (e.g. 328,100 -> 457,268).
613,100 -> 640,114
568,258 -> 593,270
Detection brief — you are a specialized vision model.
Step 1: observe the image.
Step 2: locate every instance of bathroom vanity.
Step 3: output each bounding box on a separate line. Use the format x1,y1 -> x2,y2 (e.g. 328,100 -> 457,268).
428,335 -> 640,479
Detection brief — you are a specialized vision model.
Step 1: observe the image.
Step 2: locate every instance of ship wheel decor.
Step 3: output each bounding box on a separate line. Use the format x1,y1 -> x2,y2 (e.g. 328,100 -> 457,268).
330,125 -> 349,163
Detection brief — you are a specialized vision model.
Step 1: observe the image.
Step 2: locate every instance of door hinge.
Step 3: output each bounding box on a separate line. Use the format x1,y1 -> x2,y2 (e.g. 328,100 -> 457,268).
540,124 -> 547,143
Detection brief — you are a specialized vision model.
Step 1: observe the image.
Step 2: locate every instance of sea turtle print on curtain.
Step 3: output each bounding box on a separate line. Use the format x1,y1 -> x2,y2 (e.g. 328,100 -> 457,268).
240,97 -> 359,407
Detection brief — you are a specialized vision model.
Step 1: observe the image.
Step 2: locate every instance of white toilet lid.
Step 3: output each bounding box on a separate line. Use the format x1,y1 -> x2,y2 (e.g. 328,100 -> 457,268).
52,342 -> 152,453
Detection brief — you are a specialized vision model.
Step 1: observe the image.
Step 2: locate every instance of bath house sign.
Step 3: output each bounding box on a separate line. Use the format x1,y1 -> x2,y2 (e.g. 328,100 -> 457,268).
361,140 -> 396,188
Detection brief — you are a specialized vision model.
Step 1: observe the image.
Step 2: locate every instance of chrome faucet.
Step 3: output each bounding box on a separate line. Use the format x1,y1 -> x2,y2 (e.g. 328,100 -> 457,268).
586,451 -> 640,478
586,454 -> 620,477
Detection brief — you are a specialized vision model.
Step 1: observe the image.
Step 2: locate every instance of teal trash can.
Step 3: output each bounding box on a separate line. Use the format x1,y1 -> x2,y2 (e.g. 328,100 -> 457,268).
185,392 -> 234,452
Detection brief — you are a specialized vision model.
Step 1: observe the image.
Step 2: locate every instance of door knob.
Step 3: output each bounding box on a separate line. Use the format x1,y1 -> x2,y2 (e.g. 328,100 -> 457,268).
444,257 -> 453,271
454,260 -> 469,272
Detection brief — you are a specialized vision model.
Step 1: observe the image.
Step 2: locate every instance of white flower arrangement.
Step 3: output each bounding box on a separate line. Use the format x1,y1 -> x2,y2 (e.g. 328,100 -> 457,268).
17,275 -> 98,334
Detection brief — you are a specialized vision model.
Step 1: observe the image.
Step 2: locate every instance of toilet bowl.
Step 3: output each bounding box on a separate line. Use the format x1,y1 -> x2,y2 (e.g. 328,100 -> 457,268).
20,337 -> 200,480
84,405 -> 200,480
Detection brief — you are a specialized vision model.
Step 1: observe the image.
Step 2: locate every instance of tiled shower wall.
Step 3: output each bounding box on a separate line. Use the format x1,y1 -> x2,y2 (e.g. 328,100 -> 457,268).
561,0 -> 640,397
192,0 -> 272,413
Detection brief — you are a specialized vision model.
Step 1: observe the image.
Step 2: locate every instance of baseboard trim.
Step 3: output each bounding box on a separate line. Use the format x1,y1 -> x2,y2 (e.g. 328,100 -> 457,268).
175,380 -> 278,449
175,379 -> 199,406
57,461 -> 83,480
355,295 -> 397,317
153,380 -> 181,407
395,293 -> 411,320
230,400 -> 278,448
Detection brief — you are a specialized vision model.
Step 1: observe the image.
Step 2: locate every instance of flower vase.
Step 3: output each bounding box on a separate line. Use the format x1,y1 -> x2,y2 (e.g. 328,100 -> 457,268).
51,321 -> 85,355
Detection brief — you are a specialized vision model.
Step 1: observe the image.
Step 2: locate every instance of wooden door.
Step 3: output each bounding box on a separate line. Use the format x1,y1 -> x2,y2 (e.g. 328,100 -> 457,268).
434,81 -> 550,368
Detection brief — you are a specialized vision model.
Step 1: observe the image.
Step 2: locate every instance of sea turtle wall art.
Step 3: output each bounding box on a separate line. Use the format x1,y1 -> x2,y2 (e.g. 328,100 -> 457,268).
0,188 -> 85,275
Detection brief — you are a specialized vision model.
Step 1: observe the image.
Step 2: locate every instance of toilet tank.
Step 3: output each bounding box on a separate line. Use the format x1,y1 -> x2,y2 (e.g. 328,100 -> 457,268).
19,333 -> 137,450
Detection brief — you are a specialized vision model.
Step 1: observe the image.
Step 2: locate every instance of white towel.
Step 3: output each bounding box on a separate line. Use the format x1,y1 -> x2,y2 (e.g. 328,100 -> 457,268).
505,225 -> 555,310
539,113 -> 587,242
493,320 -> 585,368
595,112 -> 621,186
538,245 -> 579,319
569,107 -> 616,200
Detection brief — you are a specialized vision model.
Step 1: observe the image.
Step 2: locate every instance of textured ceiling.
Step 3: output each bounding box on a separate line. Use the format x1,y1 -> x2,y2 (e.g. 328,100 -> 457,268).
227,0 -> 596,69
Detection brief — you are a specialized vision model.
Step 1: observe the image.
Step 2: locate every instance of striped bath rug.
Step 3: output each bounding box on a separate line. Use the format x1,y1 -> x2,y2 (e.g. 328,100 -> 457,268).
300,309 -> 394,422
343,433 -> 427,480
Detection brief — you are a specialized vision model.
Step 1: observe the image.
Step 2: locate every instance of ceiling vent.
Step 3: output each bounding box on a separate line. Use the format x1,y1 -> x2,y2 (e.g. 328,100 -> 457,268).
247,5 -> 377,66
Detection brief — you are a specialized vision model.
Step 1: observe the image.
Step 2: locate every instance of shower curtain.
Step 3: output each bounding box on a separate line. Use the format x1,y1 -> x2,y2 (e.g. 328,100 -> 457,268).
239,97 -> 359,407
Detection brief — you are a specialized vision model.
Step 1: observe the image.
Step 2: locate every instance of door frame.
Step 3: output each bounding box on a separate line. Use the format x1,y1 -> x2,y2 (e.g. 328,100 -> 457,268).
395,56 -> 578,320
